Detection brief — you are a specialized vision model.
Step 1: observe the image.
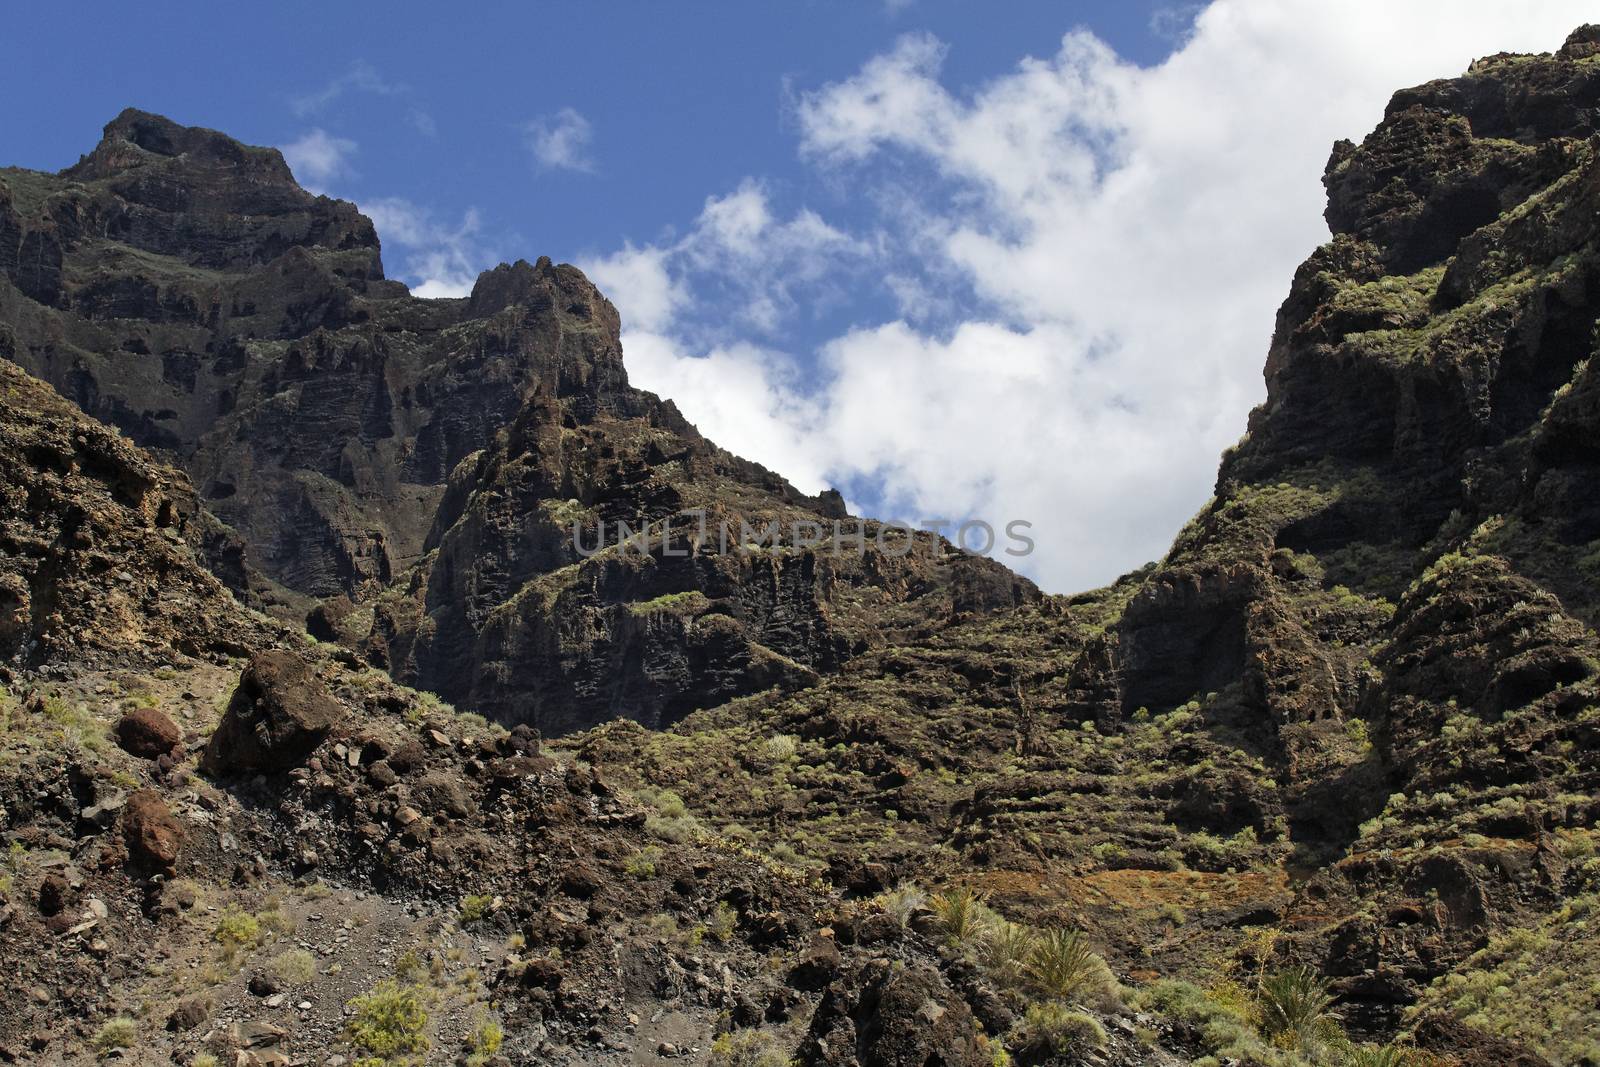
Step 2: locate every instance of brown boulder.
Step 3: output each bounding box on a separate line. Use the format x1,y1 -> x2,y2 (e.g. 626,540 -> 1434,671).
788,934 -> 843,991
115,706 -> 182,759
201,651 -> 343,775
122,790 -> 183,873
305,594 -> 355,643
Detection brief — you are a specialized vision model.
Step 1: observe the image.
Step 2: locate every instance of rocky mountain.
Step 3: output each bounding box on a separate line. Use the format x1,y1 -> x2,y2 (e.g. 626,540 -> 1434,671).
0,109 -> 1031,734
1,23 -> 1599,1067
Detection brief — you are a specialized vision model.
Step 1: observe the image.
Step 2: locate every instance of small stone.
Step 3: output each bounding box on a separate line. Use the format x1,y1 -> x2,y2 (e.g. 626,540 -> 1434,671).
234,1019 -> 288,1047
248,973 -> 282,997
394,806 -> 421,826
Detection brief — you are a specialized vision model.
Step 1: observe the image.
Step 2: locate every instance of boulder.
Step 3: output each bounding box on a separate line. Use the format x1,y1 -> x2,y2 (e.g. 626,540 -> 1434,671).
165,996 -> 210,1032
115,706 -> 182,759
121,789 -> 183,873
1412,1012 -> 1555,1067
202,651 -> 344,775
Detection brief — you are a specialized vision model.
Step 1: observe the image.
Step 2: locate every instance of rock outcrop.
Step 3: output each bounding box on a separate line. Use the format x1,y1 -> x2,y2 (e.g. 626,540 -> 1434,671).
201,649 -> 344,775
578,27 -> 1600,1065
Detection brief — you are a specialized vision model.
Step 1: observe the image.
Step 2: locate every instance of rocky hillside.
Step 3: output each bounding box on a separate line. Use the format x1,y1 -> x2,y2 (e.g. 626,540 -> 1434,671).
0,337 -> 1025,1066
2,23 -> 1600,1067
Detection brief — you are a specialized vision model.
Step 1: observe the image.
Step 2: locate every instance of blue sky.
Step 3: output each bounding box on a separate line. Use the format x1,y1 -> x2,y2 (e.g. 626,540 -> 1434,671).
4,2 -> 1593,592
2,1 -> 1179,281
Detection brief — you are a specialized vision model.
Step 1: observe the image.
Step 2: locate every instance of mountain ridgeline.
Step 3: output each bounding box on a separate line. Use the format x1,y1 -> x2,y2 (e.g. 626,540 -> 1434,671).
2,25 -> 1600,1067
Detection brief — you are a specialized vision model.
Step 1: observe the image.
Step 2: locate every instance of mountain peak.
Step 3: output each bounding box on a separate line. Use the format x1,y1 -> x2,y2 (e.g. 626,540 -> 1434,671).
62,107 -> 297,185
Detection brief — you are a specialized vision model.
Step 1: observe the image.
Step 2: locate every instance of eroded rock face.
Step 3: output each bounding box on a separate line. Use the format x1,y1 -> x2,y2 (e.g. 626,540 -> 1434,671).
201,650 -> 343,775
586,29 -> 1600,1063
1058,31 -> 1600,743
0,360 -> 272,670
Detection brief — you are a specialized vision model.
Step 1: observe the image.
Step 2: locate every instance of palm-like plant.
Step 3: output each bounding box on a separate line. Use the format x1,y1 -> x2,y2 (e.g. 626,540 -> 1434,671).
1255,967 -> 1341,1051
1025,928 -> 1099,1001
929,886 -> 992,945
982,920 -> 1037,984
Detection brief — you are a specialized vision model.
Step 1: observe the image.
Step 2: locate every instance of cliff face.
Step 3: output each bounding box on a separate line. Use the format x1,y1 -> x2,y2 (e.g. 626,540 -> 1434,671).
0,110 -> 1033,733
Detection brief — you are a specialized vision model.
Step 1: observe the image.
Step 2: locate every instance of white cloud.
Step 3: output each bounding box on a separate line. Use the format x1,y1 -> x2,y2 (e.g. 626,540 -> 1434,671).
408,109 -> 439,138
362,198 -> 489,298
582,244 -> 685,333
580,179 -> 871,337
293,61 -> 402,117
605,0 -> 1597,593
280,129 -> 358,193
525,108 -> 595,173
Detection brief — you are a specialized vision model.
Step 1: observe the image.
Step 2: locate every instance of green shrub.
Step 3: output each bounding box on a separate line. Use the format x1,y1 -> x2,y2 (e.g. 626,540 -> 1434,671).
652,790 -> 687,818
269,948 -> 318,986
626,846 -> 662,879
874,883 -> 925,927
1014,1002 -> 1106,1056
92,1017 -> 138,1051
982,921 -> 1037,984
709,1029 -> 791,1067
1347,1044 -> 1428,1067
459,894 -> 494,923
214,907 -> 264,956
346,981 -> 429,1062
466,1014 -> 504,1066
708,900 -> 738,943
644,810 -> 702,843
766,733 -> 799,762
